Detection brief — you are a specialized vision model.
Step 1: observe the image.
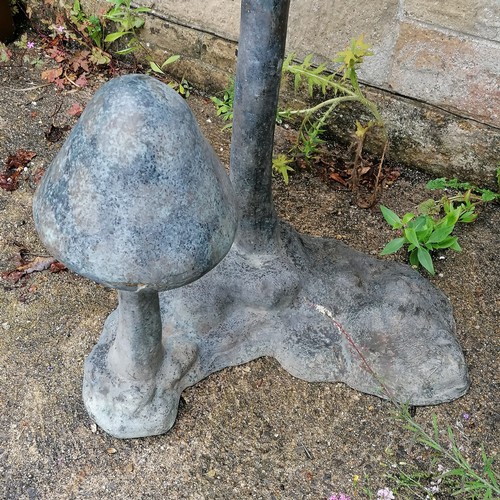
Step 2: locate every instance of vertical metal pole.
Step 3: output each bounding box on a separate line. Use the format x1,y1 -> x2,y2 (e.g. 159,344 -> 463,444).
229,0 -> 291,252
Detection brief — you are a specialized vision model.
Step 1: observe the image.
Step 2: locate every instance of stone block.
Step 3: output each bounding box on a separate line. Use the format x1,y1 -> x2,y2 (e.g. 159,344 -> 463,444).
143,0 -> 241,41
404,0 -> 500,42
287,0 -> 399,86
390,22 -> 500,126
139,0 -> 400,86
140,16 -> 237,90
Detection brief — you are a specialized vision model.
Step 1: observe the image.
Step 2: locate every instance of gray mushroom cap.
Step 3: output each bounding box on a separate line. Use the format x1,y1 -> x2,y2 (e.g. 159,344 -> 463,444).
33,74 -> 238,291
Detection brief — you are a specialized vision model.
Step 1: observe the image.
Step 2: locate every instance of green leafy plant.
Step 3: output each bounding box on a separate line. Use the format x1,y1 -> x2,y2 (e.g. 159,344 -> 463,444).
149,54 -> 180,75
70,0 -> 105,48
11,33 -> 43,68
68,0 -> 111,64
272,154 -> 294,184
390,408 -> 499,499
426,175 -> 500,203
103,0 -> 151,55
296,117 -> 326,162
211,79 -> 235,129
280,35 -> 383,162
380,169 -> 500,275
211,36 -> 383,183
66,0 -> 181,85
379,194 -> 477,275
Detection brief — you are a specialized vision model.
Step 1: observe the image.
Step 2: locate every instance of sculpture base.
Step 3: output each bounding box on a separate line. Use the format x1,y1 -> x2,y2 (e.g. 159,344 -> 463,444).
83,221 -> 469,438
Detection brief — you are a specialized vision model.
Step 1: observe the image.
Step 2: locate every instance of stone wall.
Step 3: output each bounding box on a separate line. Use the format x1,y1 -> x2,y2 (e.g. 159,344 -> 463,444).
41,0 -> 500,185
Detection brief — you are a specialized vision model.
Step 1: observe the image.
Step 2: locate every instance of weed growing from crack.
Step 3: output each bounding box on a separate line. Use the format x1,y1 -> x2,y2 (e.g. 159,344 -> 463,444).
312,302 -> 499,499
380,167 -> 500,275
211,35 -> 384,187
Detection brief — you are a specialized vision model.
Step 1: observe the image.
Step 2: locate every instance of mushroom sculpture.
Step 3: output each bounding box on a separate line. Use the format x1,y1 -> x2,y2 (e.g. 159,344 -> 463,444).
33,74 -> 238,437
33,0 -> 469,439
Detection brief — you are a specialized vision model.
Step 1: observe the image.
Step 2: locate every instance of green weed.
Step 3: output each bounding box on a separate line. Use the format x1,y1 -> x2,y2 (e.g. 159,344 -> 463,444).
272,154 -> 294,185
211,79 -> 235,129
211,35 -> 383,184
380,169 -> 499,275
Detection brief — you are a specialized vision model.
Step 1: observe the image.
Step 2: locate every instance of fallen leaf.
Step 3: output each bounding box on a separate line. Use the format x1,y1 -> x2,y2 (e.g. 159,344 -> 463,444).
41,67 -> 63,83
70,51 -> 90,73
1,255 -> 66,283
206,469 -> 216,478
46,46 -> 66,63
16,256 -> 57,273
329,172 -> 347,186
0,150 -> 36,191
33,167 -> 45,184
107,447 -> 117,455
1,270 -> 24,283
6,149 -> 36,169
125,463 -> 134,473
49,261 -> 67,273
67,102 -> 83,117
74,74 -> 88,88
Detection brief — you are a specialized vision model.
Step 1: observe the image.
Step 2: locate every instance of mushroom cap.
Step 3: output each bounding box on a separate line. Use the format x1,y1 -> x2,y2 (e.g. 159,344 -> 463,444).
33,74 -> 238,291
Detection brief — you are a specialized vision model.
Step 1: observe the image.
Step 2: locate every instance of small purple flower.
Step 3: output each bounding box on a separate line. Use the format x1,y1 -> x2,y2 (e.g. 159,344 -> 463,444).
56,25 -> 65,33
377,487 -> 395,499
462,412 -> 470,420
27,41 -> 35,49
328,494 -> 351,500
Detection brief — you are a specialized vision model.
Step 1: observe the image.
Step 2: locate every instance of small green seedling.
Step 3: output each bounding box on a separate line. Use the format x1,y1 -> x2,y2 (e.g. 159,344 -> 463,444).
280,34 -> 384,163
272,154 -> 294,184
103,0 -> 151,55
71,0 -> 105,48
149,54 -> 181,75
211,79 -> 235,129
380,193 -> 478,275
381,169 -> 500,275
426,175 -> 500,203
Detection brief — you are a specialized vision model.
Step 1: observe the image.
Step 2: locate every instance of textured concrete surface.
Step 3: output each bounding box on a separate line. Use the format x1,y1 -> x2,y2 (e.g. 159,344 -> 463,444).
404,0 -> 500,41
390,22 -> 500,126
1,46 -> 499,497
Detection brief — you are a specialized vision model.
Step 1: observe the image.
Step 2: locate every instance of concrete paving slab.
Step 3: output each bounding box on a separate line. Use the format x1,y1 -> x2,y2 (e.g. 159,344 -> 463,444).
404,0 -> 500,41
390,22 -> 500,126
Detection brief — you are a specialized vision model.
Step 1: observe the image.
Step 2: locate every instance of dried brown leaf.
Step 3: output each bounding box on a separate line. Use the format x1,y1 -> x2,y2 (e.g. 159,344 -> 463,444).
41,67 -> 63,83
0,150 -> 36,191
33,167 -> 46,185
74,74 -> 88,88
329,172 -> 347,186
68,102 -> 83,117
16,256 -> 57,273
49,261 -> 67,273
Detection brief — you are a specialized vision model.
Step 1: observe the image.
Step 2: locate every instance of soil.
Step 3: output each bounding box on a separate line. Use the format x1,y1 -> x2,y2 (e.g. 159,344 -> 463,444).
0,36 -> 498,500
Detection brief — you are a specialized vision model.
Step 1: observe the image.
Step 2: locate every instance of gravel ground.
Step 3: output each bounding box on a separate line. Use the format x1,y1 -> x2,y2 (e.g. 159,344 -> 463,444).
0,39 -> 498,500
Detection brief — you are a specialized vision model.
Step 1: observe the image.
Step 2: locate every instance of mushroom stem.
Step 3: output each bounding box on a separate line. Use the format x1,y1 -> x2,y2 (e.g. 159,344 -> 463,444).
229,0 -> 291,252
108,289 -> 164,381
